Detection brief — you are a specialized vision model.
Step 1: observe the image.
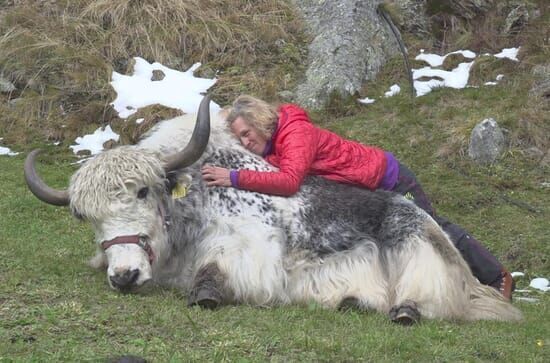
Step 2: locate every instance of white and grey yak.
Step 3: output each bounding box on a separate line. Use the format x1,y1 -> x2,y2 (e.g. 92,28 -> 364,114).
24,96 -> 522,324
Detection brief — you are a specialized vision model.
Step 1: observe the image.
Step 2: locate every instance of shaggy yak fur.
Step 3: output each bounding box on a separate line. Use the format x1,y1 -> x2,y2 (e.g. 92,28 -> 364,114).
27,109 -> 522,324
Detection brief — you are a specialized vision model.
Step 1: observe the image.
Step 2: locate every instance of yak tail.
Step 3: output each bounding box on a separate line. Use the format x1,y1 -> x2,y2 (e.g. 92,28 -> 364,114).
423,221 -> 523,322
465,278 -> 523,322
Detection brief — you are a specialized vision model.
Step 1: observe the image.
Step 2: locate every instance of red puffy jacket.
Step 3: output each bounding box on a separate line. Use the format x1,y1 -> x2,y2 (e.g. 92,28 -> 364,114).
237,104 -> 387,196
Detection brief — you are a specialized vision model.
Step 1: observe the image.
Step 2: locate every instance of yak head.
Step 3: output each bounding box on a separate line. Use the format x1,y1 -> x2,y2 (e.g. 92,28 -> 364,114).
24,96 -> 211,292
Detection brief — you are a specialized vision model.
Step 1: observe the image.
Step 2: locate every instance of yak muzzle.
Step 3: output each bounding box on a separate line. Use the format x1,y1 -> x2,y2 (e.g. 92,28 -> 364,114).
110,269 -> 140,291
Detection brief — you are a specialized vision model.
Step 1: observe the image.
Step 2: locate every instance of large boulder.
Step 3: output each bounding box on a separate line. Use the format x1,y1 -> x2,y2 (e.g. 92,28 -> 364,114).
392,0 -> 431,37
502,3 -> 530,35
291,0 -> 399,109
446,0 -> 494,20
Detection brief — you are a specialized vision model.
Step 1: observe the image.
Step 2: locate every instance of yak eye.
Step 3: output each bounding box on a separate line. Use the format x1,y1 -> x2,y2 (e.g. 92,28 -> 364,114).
137,187 -> 149,199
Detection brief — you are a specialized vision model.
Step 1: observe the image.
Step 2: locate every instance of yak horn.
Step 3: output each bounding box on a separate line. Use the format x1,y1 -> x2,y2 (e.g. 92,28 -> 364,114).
164,95 -> 211,172
24,149 -> 70,206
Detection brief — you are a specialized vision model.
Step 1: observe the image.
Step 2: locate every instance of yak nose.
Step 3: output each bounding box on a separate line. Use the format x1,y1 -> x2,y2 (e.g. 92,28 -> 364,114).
110,269 -> 140,290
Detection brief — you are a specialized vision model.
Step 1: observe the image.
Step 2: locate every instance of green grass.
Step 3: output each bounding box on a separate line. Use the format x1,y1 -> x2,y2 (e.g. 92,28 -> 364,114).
0,171 -> 549,361
1,83 -> 549,361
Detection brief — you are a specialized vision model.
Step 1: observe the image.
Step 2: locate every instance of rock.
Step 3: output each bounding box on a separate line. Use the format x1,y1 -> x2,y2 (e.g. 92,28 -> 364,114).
541,150 -> 550,168
102,139 -> 118,150
8,98 -> 22,107
291,0 -> 399,109
503,4 -> 529,34
151,69 -> 165,81
523,146 -> 544,160
0,76 -> 15,93
446,0 -> 494,20
76,149 -> 91,157
529,63 -> 550,100
468,118 -> 505,164
113,58 -> 130,74
393,0 -> 431,37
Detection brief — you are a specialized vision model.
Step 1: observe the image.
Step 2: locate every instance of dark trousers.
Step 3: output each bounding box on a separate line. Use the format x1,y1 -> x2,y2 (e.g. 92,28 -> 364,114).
390,163 -> 503,285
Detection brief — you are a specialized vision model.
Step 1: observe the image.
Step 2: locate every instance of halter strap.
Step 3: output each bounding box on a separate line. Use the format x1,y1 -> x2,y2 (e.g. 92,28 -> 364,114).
101,235 -> 155,264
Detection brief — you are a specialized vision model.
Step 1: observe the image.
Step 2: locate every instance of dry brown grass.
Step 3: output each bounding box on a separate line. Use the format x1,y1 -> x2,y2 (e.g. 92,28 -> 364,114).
111,104 -> 184,145
468,56 -> 519,86
418,0 -> 547,56
1,0 -> 547,155
0,0 -> 307,145
79,0 -> 303,69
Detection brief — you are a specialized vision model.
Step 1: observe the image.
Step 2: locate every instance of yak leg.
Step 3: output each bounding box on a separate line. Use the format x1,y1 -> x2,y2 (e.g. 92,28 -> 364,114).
193,218 -> 289,306
287,243 -> 390,312
389,300 -> 421,325
337,296 -> 362,311
188,263 -> 225,309
387,234 -> 470,322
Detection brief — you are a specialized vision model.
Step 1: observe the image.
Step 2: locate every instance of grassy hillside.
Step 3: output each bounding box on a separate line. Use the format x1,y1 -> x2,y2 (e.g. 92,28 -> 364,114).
0,152 -> 548,361
1,0 -> 549,361
0,0 -> 308,145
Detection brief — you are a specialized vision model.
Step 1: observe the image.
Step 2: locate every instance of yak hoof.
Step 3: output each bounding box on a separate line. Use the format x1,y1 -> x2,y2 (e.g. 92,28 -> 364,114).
389,300 -> 420,326
338,296 -> 361,311
188,287 -> 222,309
189,263 -> 225,309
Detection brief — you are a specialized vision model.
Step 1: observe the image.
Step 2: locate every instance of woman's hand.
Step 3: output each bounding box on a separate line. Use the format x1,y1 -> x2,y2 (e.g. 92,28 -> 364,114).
201,165 -> 232,187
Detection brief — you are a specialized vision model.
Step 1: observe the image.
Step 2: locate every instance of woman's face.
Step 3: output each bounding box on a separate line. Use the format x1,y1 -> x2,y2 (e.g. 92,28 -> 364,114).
230,116 -> 268,156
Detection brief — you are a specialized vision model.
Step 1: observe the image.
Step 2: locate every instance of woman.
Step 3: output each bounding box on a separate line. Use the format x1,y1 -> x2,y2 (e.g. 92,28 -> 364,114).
201,95 -> 514,299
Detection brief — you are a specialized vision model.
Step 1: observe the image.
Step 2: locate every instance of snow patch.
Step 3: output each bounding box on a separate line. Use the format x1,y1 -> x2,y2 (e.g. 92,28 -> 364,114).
384,84 -> 401,98
358,97 -> 376,104
530,277 -> 549,292
110,57 -> 219,118
69,126 -> 120,156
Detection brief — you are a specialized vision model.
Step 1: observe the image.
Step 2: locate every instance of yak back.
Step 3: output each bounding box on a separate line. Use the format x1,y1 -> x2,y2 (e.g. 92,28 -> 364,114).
160,144 -> 427,259
297,177 -> 426,255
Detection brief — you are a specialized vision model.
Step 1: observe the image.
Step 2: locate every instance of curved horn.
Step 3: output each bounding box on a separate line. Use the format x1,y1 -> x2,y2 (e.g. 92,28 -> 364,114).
164,95 -> 211,172
24,149 -> 70,206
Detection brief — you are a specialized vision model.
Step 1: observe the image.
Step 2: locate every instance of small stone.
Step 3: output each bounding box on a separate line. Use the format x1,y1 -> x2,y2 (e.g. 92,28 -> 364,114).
0,76 -> 15,93
151,69 -> 165,81
468,118 -> 505,164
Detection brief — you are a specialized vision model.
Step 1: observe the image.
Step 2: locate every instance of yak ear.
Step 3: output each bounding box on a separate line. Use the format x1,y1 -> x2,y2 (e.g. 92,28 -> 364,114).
178,173 -> 193,185
88,250 -> 107,270
165,172 -> 192,193
165,171 -> 179,192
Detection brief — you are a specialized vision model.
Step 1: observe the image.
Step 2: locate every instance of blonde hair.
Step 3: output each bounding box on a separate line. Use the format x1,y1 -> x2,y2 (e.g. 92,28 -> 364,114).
224,95 -> 279,138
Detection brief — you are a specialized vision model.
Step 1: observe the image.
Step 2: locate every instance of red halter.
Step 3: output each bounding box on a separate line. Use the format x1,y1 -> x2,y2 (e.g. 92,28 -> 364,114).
101,235 -> 155,265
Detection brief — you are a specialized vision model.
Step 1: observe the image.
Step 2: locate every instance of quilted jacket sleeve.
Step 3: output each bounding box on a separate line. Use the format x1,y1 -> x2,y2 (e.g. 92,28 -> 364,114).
237,119 -> 318,196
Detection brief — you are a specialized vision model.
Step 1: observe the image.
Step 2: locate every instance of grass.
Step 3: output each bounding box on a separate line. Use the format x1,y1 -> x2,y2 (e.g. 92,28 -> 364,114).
1,0 -> 550,361
1,83 -> 549,361
0,156 -> 549,361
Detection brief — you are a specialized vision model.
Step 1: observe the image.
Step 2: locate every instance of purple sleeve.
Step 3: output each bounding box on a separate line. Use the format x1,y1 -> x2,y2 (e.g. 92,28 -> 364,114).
230,170 -> 239,188
379,152 -> 400,190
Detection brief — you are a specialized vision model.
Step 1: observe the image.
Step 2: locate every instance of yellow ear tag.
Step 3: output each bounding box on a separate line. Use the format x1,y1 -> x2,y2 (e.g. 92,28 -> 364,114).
172,183 -> 188,199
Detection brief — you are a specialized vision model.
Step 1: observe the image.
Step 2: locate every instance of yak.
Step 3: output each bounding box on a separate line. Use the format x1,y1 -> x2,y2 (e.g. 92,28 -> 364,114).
24,96 -> 522,324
